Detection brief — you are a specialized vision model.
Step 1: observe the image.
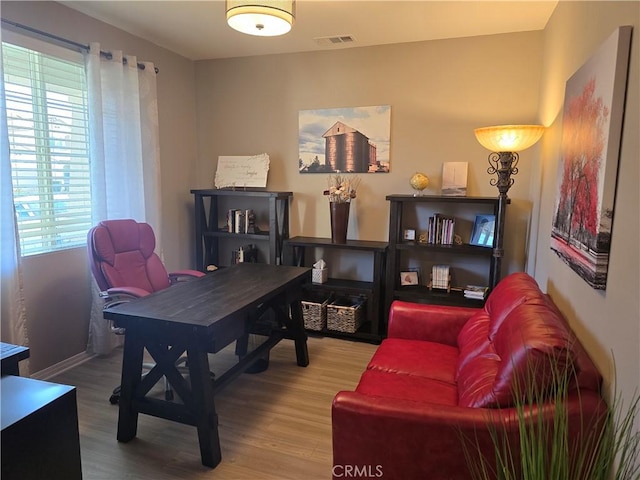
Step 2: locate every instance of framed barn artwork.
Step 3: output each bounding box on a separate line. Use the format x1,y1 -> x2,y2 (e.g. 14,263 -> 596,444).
550,26 -> 632,290
298,105 -> 391,173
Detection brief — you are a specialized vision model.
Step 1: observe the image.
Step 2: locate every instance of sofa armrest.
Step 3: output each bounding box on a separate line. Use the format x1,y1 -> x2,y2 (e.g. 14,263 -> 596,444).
332,391 -> 503,480
388,300 -> 479,345
332,390 -> 607,480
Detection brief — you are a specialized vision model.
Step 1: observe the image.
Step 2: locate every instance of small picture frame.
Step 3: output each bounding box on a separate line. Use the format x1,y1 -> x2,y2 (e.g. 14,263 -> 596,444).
400,270 -> 420,286
441,161 -> 468,196
470,214 -> 496,247
403,228 -> 416,241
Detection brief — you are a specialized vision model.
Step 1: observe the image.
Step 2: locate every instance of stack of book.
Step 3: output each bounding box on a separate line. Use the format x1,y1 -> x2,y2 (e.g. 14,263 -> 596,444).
464,285 -> 488,300
426,214 -> 455,245
431,265 -> 450,290
226,209 -> 256,234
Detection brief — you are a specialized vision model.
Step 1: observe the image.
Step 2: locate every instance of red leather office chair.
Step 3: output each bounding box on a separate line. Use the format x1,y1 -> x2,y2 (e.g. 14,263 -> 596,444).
88,218 -> 205,403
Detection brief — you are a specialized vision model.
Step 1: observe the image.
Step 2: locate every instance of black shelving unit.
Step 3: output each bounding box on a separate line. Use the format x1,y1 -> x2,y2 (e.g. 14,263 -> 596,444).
191,189 -> 292,271
284,236 -> 388,343
385,195 -> 504,315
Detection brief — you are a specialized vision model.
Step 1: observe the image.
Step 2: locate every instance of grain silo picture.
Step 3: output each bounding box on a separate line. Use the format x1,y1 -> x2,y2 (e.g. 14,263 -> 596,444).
299,105 -> 390,173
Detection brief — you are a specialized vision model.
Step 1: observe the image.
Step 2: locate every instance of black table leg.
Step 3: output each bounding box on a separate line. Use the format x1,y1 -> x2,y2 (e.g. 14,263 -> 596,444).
117,328 -> 145,442
186,339 -> 221,468
289,299 -> 309,367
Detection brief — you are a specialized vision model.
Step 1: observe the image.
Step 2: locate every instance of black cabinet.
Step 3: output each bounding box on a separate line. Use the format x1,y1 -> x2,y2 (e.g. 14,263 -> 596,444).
284,236 -> 387,343
1,376 -> 82,480
385,195 -> 504,313
191,189 -> 292,270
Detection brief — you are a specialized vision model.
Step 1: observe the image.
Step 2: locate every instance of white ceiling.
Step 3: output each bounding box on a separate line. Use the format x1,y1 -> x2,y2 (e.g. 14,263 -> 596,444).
60,0 -> 558,61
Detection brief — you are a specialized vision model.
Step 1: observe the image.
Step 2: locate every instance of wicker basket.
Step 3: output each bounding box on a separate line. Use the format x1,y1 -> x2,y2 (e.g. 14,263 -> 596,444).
301,293 -> 331,331
327,296 -> 365,333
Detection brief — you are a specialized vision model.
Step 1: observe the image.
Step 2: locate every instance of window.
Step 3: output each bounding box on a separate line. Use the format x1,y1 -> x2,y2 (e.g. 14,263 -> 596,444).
3,36 -> 92,256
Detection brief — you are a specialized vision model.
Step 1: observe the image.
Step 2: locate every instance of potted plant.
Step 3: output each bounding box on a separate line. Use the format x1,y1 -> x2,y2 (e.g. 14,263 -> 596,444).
461,354 -> 640,480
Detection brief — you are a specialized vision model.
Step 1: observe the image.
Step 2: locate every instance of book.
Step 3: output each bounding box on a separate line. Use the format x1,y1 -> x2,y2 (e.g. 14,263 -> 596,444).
426,214 -> 455,245
464,285 -> 488,299
234,210 -> 245,234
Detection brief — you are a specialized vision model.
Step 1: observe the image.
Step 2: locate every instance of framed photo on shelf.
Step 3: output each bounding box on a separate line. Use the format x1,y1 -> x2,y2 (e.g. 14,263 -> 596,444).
441,161 -> 468,196
400,270 -> 420,286
470,214 -> 496,247
403,228 -> 416,241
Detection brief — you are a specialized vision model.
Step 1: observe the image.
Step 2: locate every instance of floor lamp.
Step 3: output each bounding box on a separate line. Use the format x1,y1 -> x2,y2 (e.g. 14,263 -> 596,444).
474,125 -> 545,286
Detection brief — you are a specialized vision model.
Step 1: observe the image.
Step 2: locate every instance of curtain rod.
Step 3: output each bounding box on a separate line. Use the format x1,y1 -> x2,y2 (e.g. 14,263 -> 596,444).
1,18 -> 160,74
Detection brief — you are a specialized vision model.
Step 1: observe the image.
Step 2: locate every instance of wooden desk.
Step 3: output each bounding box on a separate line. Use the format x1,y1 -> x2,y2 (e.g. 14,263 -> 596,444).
103,262 -> 311,468
1,342 -> 29,376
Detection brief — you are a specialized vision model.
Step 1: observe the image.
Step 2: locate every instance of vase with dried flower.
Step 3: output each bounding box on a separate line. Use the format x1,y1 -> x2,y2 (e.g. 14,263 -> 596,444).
324,175 -> 360,243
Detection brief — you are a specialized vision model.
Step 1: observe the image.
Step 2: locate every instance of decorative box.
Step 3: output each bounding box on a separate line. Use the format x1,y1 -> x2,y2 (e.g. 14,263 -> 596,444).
312,267 -> 328,284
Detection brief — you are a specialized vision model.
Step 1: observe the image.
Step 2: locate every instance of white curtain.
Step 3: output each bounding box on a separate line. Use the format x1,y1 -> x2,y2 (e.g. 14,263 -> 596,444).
86,43 -> 162,355
0,44 -> 30,373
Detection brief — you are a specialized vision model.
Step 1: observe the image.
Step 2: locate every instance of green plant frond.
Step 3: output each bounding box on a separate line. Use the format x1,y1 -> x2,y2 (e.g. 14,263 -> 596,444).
463,345 -> 640,480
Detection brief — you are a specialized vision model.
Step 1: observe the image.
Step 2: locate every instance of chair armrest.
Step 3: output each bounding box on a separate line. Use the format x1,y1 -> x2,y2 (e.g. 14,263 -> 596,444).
169,269 -> 206,284
100,287 -> 151,334
388,300 -> 479,345
332,390 -> 606,480
104,286 -> 150,300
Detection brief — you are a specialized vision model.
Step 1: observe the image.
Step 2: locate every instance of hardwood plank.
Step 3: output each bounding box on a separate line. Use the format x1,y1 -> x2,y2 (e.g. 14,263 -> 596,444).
49,336 -> 376,479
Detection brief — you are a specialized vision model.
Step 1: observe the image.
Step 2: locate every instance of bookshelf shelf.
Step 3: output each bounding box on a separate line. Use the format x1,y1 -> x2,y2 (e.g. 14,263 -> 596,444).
385,194 -> 504,317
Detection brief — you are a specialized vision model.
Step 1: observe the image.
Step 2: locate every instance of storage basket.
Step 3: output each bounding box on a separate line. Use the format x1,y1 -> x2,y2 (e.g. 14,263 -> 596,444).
301,293 -> 331,331
327,296 -> 366,333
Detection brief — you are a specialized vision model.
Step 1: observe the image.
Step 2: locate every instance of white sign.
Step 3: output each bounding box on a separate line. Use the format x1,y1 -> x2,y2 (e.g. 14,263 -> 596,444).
214,153 -> 270,189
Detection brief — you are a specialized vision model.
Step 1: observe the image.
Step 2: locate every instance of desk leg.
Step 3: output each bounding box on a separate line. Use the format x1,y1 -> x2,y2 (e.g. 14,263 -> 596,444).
117,329 -> 144,442
289,299 -> 309,367
187,340 -> 221,468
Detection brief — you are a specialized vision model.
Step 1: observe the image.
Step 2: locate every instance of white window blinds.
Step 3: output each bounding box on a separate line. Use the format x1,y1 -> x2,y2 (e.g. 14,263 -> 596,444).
3,37 -> 92,256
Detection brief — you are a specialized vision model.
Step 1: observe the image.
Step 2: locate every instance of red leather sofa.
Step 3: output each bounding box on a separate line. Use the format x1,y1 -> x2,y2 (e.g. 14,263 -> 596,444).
332,273 -> 606,479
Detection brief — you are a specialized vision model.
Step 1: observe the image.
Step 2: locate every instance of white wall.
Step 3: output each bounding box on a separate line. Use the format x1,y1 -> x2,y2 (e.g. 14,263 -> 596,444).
1,1 -> 199,371
533,1 -> 640,402
4,0 -> 637,398
194,31 -> 544,277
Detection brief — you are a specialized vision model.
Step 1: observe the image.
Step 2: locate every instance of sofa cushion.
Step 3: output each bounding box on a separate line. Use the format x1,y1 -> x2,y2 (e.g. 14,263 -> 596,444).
491,302 -> 572,403
484,272 -> 543,340
456,342 -> 501,407
457,301 -> 574,408
367,338 -> 459,384
456,310 -> 491,373
456,273 -> 578,408
356,370 -> 458,406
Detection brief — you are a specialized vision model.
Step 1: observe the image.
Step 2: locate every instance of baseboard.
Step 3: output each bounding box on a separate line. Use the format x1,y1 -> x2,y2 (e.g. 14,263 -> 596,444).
30,351 -> 96,381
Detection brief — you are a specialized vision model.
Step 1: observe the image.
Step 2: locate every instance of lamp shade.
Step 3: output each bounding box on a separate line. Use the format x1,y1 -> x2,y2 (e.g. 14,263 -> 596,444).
474,125 -> 545,152
226,1 -> 295,36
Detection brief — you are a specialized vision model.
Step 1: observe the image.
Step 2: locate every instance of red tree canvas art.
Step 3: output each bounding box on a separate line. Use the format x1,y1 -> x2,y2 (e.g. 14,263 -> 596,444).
551,26 -> 632,289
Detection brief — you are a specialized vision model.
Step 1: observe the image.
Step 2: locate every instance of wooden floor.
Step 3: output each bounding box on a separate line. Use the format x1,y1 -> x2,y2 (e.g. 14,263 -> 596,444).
49,336 -> 377,480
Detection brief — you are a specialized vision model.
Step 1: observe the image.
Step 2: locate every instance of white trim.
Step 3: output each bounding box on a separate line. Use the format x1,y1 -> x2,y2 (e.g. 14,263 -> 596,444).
2,29 -> 83,62
30,351 -> 95,381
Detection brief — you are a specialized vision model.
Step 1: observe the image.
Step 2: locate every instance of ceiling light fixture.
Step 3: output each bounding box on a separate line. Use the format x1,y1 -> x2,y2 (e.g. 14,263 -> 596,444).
226,1 -> 295,37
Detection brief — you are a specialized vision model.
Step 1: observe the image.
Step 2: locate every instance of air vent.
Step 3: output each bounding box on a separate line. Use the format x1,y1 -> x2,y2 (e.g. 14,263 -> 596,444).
314,35 -> 356,46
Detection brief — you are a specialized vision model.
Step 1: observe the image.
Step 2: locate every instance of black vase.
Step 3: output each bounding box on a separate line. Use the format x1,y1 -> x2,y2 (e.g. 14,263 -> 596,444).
330,202 -> 350,244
